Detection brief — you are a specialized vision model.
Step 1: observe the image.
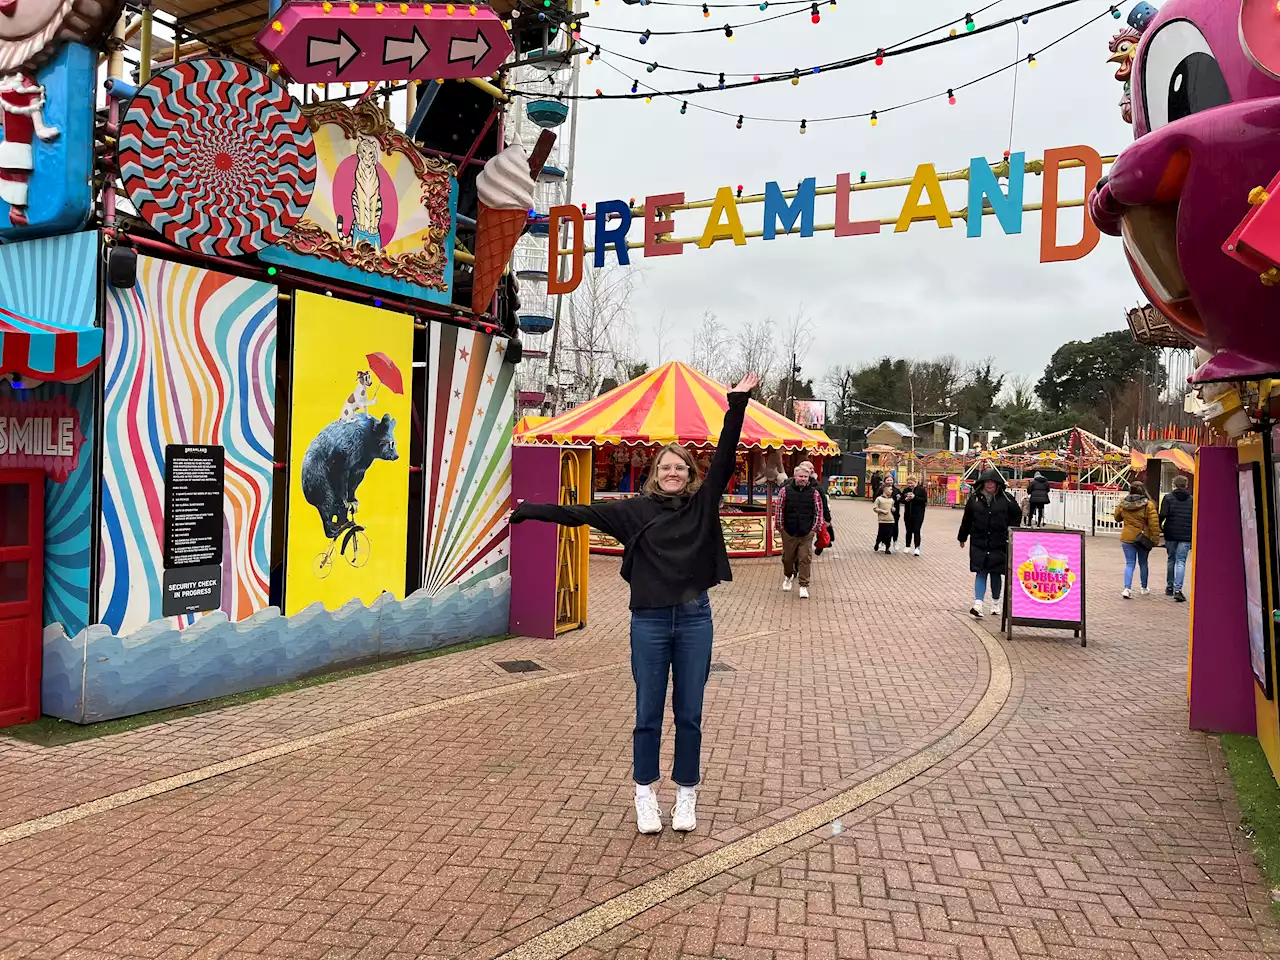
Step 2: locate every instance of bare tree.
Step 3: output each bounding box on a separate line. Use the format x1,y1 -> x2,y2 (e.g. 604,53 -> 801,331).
557,264 -> 636,406
728,318 -> 778,390
687,310 -> 732,382
653,311 -> 674,365
775,307 -> 815,414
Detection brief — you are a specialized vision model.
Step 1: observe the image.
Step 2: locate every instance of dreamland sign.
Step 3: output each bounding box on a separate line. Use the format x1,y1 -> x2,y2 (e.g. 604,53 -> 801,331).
546,145 -> 1107,294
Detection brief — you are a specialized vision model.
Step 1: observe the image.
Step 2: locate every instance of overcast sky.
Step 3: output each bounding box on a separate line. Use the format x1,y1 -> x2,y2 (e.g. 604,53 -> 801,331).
561,0 -> 1145,387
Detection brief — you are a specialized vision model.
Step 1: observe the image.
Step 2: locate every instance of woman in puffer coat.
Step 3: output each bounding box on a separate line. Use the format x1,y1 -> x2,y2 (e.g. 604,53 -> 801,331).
1114,481 -> 1162,599
958,468 -> 1023,618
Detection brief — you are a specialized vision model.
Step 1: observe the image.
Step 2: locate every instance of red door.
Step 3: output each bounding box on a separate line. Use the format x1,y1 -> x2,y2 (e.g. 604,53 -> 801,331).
0,470 -> 43,728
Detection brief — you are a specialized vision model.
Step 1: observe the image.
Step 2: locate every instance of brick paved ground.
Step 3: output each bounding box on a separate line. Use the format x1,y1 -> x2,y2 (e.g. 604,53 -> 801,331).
0,501 -> 1274,960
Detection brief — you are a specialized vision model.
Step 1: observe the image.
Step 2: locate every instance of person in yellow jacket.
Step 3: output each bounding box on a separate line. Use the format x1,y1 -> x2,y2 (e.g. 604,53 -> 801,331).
1114,481 -> 1163,599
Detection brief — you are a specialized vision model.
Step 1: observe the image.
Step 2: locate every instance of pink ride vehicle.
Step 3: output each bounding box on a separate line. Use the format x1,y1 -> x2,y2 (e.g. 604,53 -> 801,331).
1089,0 -> 1280,381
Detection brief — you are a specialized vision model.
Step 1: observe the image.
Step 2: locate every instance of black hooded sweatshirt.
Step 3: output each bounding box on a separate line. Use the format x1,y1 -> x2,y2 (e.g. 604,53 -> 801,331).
510,390 -> 749,609
957,468 -> 1023,574
1159,488 -> 1194,542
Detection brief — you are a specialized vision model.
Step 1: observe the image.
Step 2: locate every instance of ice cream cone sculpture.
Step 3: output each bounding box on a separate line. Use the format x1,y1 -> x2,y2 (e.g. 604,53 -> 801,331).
471,130 -> 557,316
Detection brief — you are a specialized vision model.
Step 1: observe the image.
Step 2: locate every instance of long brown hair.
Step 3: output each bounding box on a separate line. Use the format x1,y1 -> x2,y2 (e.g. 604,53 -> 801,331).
642,443 -> 703,496
1128,481 -> 1148,497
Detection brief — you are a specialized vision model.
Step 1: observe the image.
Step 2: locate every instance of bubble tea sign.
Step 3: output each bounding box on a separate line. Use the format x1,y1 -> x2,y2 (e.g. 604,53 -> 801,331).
1005,529 -> 1087,646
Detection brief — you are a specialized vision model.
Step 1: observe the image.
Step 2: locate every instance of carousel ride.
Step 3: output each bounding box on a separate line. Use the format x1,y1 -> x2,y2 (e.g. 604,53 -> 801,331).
513,360 -> 839,556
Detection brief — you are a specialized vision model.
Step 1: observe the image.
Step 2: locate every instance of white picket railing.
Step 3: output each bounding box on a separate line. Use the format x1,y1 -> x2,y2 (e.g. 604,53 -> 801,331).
1034,490 -> 1123,535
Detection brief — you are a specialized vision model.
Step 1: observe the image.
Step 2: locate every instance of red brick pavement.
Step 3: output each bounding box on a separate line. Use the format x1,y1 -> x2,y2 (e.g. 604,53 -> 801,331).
0,502 -> 1274,960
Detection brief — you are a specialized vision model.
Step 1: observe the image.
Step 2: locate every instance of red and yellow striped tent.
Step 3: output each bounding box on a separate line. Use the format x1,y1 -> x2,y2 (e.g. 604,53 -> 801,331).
514,361 -> 839,456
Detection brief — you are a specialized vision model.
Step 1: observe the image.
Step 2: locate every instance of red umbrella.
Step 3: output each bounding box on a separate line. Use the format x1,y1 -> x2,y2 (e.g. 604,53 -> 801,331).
365,351 -> 404,395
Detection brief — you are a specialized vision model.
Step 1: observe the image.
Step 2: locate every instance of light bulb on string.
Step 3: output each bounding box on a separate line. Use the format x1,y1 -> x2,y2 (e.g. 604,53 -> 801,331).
1110,4 -> 1120,17
949,27 -> 957,35
630,79 -> 638,92
947,88 -> 955,105
645,96 -> 651,103
869,110 -> 877,127
702,2 -> 708,14
752,74 -> 760,82
647,61 -> 657,72
799,119 -> 807,134
1021,14 -> 1029,23
736,184 -> 743,197
1027,53 -> 1037,68
680,100 -> 687,114
724,24 -> 733,39
812,66 -> 820,73
639,28 -> 649,43
718,72 -> 725,88
736,114 -> 743,128
758,1 -> 766,8
810,3 -> 819,23
874,48 -> 884,66
964,12 -> 975,31
859,171 -> 867,183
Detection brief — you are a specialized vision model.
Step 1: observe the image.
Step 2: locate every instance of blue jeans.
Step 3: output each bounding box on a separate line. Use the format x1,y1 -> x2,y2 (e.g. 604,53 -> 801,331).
1166,540 -> 1191,591
630,593 -> 714,788
975,572 -> 1003,602
1122,541 -> 1149,589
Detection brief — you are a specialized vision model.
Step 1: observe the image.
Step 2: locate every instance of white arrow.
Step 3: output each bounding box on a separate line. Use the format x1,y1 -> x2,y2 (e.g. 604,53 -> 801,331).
308,30 -> 360,73
448,29 -> 491,67
384,27 -> 430,70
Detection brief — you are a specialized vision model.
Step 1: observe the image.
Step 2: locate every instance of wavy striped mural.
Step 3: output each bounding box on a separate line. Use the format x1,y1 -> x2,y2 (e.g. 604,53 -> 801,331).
0,230 -> 97,637
101,257 -> 276,637
421,323 -> 514,596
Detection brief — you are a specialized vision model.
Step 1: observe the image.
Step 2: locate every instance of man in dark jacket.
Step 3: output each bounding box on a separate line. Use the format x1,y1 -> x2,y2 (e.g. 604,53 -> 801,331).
776,461 -> 826,598
869,470 -> 883,500
958,468 -> 1023,618
1027,473 -> 1052,527
1159,475 -> 1194,601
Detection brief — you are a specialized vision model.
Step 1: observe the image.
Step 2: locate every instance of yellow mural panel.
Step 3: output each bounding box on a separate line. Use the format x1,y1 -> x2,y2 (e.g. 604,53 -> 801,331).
285,292 -> 412,615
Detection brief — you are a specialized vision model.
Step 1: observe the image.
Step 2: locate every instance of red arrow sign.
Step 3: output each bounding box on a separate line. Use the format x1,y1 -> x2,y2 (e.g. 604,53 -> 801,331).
257,0 -> 514,84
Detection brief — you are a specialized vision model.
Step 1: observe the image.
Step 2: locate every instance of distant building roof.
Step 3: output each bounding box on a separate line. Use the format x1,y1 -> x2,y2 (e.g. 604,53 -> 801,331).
869,421 -> 918,438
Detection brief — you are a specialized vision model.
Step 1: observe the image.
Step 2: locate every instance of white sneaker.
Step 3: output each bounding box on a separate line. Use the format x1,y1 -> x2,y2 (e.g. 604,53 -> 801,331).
782,576 -> 793,592
1140,587 -> 1150,596
989,599 -> 1001,617
970,601 -> 984,619
913,547 -> 921,557
635,790 -> 662,834
671,788 -> 697,832
799,586 -> 810,599
1122,588 -> 1131,599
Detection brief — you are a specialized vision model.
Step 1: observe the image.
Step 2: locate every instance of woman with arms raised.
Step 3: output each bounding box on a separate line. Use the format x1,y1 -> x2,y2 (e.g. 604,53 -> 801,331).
509,372 -> 760,835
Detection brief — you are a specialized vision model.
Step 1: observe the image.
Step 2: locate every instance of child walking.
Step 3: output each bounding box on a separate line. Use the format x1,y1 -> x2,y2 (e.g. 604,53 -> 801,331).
873,488 -> 896,553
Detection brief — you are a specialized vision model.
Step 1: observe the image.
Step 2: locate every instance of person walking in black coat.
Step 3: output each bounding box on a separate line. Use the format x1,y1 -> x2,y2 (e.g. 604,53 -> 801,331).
958,468 -> 1023,618
869,470 -> 883,500
511,372 -> 760,836
1159,475 -> 1194,601
901,475 -> 928,556
1027,472 -> 1051,527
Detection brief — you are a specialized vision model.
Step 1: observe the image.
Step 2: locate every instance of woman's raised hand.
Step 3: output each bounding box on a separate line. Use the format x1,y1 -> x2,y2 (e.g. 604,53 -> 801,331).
733,372 -> 760,394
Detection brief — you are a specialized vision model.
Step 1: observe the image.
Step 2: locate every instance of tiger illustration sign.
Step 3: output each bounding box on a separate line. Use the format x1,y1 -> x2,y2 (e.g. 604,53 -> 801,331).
1005,529 -> 1087,645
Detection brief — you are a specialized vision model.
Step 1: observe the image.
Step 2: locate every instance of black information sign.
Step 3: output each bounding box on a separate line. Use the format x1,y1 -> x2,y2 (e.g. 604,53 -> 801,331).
164,444 -> 225,571
162,565 -> 223,618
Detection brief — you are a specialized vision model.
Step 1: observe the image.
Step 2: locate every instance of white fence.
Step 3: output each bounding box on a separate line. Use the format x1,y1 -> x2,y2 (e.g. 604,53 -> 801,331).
1033,490 -> 1124,535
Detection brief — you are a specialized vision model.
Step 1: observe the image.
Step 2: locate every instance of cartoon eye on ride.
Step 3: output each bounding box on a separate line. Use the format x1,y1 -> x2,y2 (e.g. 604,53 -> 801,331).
1140,18 -> 1231,131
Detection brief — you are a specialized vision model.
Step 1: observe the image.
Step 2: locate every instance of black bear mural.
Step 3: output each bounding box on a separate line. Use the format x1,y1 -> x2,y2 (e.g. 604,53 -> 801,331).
301,413 -> 399,539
